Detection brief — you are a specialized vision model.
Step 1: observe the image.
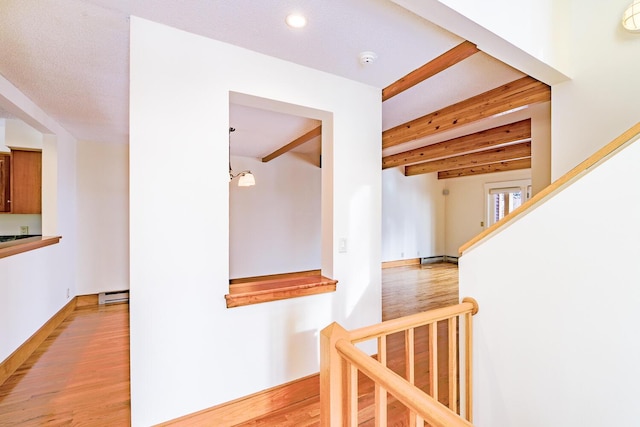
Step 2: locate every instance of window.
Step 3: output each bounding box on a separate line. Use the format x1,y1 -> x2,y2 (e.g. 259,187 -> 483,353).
484,180 -> 531,228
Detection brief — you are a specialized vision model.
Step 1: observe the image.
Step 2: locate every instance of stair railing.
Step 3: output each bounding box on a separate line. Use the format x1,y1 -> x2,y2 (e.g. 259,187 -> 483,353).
320,297 -> 478,427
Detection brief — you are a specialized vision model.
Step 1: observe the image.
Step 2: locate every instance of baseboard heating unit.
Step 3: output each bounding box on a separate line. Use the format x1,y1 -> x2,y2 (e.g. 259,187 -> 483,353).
421,256 -> 445,264
98,290 -> 129,305
420,255 -> 459,265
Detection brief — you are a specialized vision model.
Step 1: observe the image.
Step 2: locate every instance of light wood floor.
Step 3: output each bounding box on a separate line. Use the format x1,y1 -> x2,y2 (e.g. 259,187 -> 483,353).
0,303 -> 130,426
381,262 -> 459,321
0,262 -> 458,426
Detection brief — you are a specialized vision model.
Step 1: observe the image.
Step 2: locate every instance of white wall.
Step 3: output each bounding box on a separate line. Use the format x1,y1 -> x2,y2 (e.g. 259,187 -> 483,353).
76,140 -> 129,294
436,0 -> 566,74
381,168 -> 445,262
530,103 -> 551,195
392,0 -> 570,86
229,153 -> 320,278
0,215 -> 42,235
1,119 -> 43,152
443,169 -> 531,257
551,0 -> 640,178
129,17 -> 381,426
460,135 -> 640,426
0,75 -> 78,365
5,119 -> 43,150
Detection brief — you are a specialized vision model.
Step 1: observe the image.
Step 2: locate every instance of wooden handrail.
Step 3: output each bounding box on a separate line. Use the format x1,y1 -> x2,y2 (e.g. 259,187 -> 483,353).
335,339 -> 473,427
459,122 -> 640,255
349,298 -> 478,343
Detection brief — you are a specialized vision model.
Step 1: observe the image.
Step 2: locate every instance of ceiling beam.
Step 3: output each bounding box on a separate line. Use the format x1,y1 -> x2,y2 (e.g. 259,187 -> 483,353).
262,126 -> 322,163
382,119 -> 531,169
437,158 -> 532,180
405,142 -> 531,176
382,76 -> 550,149
382,40 -> 479,102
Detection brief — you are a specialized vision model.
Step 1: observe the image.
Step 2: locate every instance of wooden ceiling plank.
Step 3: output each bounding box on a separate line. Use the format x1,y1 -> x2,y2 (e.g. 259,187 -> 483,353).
382,41 -> 479,102
405,142 -> 531,176
383,119 -> 531,169
262,126 -> 322,163
382,76 -> 550,149
437,158 -> 532,179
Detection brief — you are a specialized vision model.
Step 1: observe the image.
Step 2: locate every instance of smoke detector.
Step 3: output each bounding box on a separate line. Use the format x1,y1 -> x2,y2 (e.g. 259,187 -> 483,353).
359,51 -> 378,65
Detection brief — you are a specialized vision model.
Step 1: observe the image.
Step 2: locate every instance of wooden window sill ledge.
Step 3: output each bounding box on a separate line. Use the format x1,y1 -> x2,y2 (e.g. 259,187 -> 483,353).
225,273 -> 338,308
0,236 -> 62,259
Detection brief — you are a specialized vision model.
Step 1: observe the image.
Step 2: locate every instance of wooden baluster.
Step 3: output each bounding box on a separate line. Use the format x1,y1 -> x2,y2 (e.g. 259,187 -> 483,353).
346,362 -> 358,427
376,335 -> 388,427
465,311 -> 473,422
405,328 -> 415,383
448,316 -> 458,413
405,328 -> 416,425
462,297 -> 478,423
428,322 -> 438,401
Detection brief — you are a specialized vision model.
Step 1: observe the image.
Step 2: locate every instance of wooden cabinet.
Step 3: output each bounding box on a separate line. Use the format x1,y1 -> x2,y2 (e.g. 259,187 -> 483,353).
11,150 -> 41,214
0,149 -> 42,214
0,153 -> 9,212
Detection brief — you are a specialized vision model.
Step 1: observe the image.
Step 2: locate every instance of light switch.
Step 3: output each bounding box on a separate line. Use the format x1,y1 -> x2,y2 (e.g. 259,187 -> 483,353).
338,238 -> 347,253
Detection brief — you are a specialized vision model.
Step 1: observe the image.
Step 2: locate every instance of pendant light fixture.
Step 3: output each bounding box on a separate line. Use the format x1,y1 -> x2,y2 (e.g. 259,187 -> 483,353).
623,0 -> 640,32
228,127 -> 256,187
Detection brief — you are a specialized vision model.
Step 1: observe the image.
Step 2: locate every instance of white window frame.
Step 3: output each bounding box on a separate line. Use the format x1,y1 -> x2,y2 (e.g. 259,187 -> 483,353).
483,179 -> 531,229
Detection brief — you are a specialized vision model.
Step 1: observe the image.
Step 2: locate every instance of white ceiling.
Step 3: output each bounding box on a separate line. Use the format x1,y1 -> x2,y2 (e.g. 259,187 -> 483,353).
229,105 -> 321,159
0,0 -> 527,157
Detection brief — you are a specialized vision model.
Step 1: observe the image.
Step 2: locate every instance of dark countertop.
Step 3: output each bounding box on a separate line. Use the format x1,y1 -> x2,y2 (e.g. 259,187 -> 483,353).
0,234 -> 42,243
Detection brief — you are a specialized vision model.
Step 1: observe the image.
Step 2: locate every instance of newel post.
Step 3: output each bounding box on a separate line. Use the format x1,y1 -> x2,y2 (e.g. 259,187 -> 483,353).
320,322 -> 350,426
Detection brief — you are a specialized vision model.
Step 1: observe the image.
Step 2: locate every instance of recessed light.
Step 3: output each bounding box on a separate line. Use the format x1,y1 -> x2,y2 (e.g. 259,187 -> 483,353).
285,13 -> 307,29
